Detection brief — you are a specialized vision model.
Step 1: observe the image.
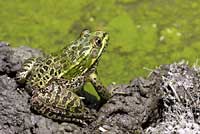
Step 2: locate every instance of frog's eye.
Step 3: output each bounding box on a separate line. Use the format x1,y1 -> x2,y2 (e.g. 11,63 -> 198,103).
94,37 -> 102,47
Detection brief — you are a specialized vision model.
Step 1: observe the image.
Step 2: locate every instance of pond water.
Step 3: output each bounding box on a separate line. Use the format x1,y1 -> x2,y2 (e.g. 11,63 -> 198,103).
0,0 -> 199,87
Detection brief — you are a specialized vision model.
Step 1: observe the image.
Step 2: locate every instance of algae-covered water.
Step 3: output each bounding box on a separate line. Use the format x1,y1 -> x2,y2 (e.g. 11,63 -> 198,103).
0,0 -> 199,87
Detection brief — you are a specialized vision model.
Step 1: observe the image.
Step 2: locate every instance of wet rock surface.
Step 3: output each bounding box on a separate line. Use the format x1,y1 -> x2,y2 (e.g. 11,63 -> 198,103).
0,43 -> 199,134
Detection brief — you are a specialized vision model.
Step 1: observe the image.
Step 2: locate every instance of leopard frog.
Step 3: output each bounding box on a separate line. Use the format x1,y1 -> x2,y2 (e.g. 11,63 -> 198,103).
17,29 -> 114,125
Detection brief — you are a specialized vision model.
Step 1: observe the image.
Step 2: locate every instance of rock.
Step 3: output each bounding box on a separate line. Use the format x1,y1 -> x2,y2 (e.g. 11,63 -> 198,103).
89,78 -> 163,134
145,62 -> 200,134
0,44 -> 43,75
0,42 -> 199,134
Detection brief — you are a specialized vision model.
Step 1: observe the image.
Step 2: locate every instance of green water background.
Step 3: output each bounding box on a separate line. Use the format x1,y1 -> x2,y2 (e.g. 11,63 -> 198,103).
0,0 -> 199,90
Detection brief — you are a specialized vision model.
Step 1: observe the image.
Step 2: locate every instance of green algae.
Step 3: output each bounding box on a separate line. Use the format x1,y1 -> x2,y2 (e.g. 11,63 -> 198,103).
0,0 -> 200,89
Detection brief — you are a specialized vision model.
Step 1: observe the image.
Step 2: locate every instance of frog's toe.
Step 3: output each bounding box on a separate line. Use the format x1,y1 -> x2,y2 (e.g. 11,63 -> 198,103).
84,109 -> 97,120
110,86 -> 131,96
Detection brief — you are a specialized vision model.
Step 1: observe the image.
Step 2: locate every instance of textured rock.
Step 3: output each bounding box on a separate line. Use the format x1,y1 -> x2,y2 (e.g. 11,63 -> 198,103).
145,62 -> 200,134
0,42 -> 43,75
0,42 -> 199,134
89,78 -> 163,134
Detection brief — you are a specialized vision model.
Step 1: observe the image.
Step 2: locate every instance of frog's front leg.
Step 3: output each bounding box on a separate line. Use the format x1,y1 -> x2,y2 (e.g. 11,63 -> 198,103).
89,72 -> 128,103
88,72 -> 112,103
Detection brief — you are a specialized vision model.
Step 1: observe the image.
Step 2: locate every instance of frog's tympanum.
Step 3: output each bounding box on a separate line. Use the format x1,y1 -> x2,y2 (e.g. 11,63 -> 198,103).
17,30 -> 117,125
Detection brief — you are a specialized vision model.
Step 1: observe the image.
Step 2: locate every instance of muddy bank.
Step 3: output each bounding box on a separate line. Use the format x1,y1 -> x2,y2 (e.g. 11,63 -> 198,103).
0,43 -> 199,134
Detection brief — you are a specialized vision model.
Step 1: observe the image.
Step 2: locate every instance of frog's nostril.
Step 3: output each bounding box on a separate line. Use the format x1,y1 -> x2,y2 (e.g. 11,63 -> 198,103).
103,33 -> 109,42
103,32 -> 108,37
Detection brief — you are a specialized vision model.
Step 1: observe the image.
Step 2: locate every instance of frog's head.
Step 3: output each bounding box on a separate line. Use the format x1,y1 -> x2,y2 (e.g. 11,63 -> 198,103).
63,29 -> 109,76
79,29 -> 109,72
80,29 -> 108,59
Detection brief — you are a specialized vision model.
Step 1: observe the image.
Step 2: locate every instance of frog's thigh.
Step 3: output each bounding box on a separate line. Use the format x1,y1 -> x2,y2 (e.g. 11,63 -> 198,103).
31,88 -> 85,117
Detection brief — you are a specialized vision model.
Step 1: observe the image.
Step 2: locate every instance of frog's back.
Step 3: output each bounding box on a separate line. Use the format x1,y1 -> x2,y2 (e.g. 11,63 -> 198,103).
28,55 -> 68,88
26,45 -> 85,89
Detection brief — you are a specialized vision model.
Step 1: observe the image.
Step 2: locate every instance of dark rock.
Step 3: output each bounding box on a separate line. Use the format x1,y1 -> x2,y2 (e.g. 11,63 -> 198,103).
0,44 -> 13,74
10,46 -> 43,73
0,45 -> 43,76
0,42 -> 199,134
89,78 -> 163,134
0,74 -> 31,134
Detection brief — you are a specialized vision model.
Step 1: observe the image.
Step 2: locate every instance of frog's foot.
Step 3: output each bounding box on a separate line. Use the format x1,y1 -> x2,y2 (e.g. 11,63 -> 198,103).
78,109 -> 97,125
57,111 -> 96,126
16,87 -> 25,94
108,85 -> 131,97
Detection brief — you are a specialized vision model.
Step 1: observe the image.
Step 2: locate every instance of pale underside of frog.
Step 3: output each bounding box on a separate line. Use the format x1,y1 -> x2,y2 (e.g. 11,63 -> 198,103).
17,29 -> 120,125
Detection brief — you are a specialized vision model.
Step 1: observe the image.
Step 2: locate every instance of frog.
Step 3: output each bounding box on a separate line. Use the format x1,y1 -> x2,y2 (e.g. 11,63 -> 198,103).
16,29 -> 118,125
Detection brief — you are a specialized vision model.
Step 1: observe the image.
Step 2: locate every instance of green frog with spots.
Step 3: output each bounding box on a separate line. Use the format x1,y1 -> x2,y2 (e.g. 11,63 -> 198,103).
17,29 -> 119,125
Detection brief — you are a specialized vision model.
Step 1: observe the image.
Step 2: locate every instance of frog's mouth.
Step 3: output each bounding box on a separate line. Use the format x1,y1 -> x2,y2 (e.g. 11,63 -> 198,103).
98,32 -> 109,57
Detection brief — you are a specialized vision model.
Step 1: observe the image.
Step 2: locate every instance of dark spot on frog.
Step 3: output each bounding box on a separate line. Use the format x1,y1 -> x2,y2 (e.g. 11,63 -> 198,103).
55,71 -> 58,76
43,66 -> 48,71
58,69 -> 61,74
39,81 -> 43,86
71,45 -> 77,50
38,73 -> 41,78
48,111 -> 54,117
46,60 -> 52,65
40,69 -> 44,73
45,75 -> 50,80
62,92 -> 72,105
50,69 -> 54,75
91,49 -> 98,58
66,98 -> 76,110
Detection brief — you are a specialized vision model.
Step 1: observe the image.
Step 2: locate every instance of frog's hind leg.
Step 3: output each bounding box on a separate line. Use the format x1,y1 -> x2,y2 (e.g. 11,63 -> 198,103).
30,82 -> 95,125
